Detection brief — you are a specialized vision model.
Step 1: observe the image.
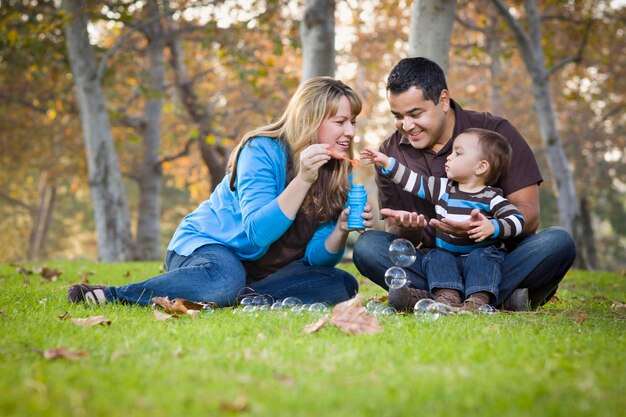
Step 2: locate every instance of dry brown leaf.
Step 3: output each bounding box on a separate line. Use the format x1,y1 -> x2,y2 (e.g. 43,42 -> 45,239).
219,396 -> 249,413
58,311 -> 71,321
153,309 -> 174,321
123,271 -> 131,278
70,316 -> 111,327
330,294 -> 381,335
77,271 -> 94,281
304,317 -> 330,333
152,296 -> 213,316
577,311 -> 588,325
15,265 -> 32,275
36,266 -> 62,282
43,347 -> 89,361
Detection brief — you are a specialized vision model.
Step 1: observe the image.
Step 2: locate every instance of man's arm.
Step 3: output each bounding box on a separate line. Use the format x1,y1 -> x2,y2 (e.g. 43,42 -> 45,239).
505,184 -> 540,235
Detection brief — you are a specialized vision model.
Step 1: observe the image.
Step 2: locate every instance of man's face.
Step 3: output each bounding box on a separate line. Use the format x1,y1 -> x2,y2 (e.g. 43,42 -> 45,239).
387,86 -> 450,151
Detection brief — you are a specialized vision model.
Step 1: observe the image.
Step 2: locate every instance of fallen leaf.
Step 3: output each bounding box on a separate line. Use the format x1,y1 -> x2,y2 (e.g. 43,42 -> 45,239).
36,267 -> 62,282
77,271 -> 94,281
304,317 -> 329,333
577,311 -> 588,325
274,373 -> 296,388
43,348 -> 89,361
58,311 -> 71,321
153,309 -> 174,321
611,302 -> 626,310
15,265 -> 33,275
123,271 -> 131,278
330,295 -> 381,335
152,296 -> 214,316
548,294 -> 561,303
219,396 -> 249,413
70,316 -> 111,326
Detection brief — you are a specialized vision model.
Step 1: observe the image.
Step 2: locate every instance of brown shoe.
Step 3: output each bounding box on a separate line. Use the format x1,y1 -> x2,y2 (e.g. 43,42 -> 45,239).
388,286 -> 431,312
433,288 -> 462,308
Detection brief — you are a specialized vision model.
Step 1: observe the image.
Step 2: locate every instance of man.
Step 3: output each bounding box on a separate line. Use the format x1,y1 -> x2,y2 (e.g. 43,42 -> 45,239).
353,57 -> 576,312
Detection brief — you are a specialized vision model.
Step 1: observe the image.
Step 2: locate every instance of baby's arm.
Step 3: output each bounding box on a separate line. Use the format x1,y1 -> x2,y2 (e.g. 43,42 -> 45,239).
360,148 -> 391,170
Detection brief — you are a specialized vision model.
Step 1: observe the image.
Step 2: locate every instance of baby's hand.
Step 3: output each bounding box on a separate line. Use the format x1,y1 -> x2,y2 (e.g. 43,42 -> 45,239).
359,148 -> 390,169
468,218 -> 495,242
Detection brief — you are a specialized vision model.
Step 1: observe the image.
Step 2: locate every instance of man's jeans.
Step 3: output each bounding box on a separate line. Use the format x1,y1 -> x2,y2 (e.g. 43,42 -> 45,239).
424,246 -> 505,300
353,227 -> 576,308
105,244 -> 358,307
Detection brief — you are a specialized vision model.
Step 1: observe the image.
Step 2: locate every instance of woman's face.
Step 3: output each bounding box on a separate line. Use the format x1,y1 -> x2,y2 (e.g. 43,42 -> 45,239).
317,95 -> 356,156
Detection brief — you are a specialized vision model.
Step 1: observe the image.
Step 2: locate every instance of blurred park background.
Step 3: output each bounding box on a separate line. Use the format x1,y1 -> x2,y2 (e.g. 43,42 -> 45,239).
0,0 -> 624,271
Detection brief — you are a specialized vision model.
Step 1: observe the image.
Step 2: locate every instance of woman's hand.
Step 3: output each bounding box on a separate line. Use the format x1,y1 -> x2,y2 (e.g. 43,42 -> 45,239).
297,144 -> 332,184
337,204 -> 374,234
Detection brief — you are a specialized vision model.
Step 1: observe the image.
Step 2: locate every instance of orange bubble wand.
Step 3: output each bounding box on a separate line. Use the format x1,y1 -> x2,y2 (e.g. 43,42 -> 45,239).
328,150 -> 361,167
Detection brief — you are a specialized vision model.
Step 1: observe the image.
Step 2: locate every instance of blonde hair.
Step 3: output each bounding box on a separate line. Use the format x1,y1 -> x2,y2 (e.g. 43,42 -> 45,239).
227,77 -> 362,222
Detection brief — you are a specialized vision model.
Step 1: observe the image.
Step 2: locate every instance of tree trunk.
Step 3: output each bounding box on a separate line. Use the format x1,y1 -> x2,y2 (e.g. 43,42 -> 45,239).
135,0 -> 164,260
492,0 -> 585,268
484,12 -> 506,115
27,172 -> 56,261
165,8 -> 228,190
301,0 -> 336,80
408,0 -> 457,72
61,0 -> 133,261
580,197 -> 598,270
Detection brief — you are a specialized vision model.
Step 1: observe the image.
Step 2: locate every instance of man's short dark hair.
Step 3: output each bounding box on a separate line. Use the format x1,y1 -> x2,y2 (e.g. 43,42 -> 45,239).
386,57 -> 448,104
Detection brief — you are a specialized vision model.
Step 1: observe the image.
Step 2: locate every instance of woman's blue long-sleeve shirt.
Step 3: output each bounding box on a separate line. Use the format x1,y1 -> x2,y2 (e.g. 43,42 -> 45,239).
167,137 -> 345,266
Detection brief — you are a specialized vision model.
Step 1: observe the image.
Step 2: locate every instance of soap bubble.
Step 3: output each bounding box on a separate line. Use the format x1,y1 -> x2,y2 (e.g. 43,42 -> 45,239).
414,298 -> 439,321
309,303 -> 329,313
281,297 -> 303,308
389,238 -> 417,267
384,266 -> 407,289
239,297 -> 255,306
252,295 -> 272,306
430,302 -> 454,316
242,305 -> 257,313
379,306 -> 397,315
365,301 -> 384,313
478,304 -> 497,315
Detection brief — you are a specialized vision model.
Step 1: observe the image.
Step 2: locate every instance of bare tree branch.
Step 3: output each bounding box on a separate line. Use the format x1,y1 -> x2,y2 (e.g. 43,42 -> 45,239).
546,19 -> 593,77
158,137 -> 197,165
0,193 -> 34,213
455,14 -> 485,33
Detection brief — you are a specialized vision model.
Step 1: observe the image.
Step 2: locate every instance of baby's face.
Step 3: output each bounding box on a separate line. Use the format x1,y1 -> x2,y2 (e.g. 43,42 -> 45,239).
445,133 -> 485,182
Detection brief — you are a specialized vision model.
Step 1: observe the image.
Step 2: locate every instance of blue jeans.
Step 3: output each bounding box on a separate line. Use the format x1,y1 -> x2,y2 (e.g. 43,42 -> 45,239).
353,227 -> 576,308
105,244 -> 358,307
423,247 -> 505,301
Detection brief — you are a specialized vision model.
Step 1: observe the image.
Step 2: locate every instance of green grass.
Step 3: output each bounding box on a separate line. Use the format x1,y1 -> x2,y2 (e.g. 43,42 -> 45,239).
1,262 -> 625,417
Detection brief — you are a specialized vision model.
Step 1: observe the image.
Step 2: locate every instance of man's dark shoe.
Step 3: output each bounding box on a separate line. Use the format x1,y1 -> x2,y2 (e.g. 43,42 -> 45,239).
388,287 -> 431,312
501,288 -> 529,311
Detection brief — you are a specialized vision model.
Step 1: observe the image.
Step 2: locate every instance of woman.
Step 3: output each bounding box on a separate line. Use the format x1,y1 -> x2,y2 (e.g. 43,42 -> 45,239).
68,77 -> 372,307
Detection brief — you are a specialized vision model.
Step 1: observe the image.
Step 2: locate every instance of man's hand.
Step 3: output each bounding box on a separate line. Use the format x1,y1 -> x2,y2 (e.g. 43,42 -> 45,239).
430,208 -> 485,238
380,208 -> 427,230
